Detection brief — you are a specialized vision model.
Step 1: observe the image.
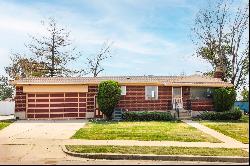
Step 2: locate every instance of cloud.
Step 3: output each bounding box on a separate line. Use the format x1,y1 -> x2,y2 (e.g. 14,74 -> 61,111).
0,0 -> 212,77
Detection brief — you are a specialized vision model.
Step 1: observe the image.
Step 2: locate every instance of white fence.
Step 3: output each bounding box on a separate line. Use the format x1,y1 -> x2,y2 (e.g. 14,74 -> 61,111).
0,101 -> 15,115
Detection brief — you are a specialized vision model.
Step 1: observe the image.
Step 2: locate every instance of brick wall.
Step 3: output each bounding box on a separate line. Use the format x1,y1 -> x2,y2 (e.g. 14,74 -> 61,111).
87,86 -> 98,113
191,99 -> 214,111
117,86 -> 172,111
86,85 -> 214,113
15,85 -> 215,119
182,86 -> 213,111
15,86 -> 26,112
182,86 -> 191,110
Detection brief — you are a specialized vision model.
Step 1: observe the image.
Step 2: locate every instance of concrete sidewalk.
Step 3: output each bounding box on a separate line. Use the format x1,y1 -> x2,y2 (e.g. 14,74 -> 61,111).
0,138 -> 249,149
182,120 -> 244,145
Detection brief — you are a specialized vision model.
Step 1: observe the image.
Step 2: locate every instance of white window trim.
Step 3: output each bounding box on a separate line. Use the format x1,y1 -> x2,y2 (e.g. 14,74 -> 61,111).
145,86 -> 158,100
172,87 -> 183,99
121,86 -> 126,95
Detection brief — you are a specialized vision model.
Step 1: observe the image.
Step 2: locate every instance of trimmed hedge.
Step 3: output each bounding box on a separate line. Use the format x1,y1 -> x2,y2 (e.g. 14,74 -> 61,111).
97,80 -> 121,120
122,111 -> 174,121
198,109 -> 242,121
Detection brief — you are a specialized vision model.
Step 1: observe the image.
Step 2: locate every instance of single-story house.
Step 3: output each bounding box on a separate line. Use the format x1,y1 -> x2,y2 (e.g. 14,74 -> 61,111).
12,69 -> 233,120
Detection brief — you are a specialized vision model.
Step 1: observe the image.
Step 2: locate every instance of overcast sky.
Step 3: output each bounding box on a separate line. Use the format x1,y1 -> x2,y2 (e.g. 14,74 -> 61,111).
0,0 -> 247,77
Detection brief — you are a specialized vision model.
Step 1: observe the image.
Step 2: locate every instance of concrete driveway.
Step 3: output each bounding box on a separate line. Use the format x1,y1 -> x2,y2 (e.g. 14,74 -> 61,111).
0,119 -> 88,164
0,119 -> 87,139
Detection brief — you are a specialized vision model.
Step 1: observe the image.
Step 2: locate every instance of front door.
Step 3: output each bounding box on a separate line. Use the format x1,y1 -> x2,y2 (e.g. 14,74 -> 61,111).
172,87 -> 183,109
94,95 -> 103,118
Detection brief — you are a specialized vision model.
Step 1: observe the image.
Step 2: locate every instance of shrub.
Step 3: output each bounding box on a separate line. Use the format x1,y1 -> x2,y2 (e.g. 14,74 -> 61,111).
198,109 -> 242,121
97,80 -> 121,120
213,87 -> 237,112
122,111 -> 174,121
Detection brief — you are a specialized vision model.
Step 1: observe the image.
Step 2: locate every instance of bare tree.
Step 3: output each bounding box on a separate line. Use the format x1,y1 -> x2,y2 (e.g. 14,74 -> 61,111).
82,41 -> 113,77
6,18 -> 81,79
191,0 -> 249,90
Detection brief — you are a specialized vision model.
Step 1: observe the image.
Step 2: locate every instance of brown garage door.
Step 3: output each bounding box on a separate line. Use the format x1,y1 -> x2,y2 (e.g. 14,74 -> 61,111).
27,93 -> 87,119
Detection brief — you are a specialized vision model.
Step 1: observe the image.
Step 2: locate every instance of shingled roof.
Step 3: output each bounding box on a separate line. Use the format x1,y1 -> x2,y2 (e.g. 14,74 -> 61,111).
12,75 -> 233,87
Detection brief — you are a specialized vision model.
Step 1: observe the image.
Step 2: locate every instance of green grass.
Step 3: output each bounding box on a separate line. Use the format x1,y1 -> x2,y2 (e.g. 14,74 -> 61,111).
0,120 -> 13,130
72,121 -> 220,142
201,115 -> 249,144
66,145 -> 249,157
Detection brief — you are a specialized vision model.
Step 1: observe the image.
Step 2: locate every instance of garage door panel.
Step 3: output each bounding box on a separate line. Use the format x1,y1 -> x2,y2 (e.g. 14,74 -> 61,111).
50,99 -> 64,102
64,113 -> 78,117
79,98 -> 86,102
64,103 -> 78,107
27,109 -> 35,113
50,114 -> 64,118
65,98 -> 78,102
28,94 -> 35,97
34,109 -> 50,113
27,114 -> 34,118
79,108 -> 86,112
35,114 -> 49,118
79,103 -> 86,107
50,108 -> 64,112
79,93 -> 86,97
26,93 -> 87,119
28,104 -> 36,107
65,93 -> 78,97
64,108 -> 78,112
79,113 -> 86,117
28,99 -> 35,102
36,94 -> 49,97
50,94 -> 64,97
36,99 -> 49,102
36,104 -> 49,107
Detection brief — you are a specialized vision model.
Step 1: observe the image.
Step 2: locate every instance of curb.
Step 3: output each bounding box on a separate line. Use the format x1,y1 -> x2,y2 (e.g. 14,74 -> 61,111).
61,145 -> 249,163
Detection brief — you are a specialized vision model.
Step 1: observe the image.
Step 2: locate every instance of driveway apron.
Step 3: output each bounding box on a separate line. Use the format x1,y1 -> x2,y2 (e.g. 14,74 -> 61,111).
0,119 -> 87,139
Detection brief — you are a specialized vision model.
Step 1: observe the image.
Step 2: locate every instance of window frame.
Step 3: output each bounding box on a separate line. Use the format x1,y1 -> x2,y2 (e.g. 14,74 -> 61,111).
121,86 -> 126,95
145,86 -> 158,100
190,87 -> 213,100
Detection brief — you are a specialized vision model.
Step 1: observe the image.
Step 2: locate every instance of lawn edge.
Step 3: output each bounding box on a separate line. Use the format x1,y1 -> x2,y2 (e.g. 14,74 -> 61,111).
61,145 -> 249,163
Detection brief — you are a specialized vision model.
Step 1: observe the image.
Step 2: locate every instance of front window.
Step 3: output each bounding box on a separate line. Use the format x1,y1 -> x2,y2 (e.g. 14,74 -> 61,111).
121,86 -> 126,95
145,86 -> 158,100
190,87 -> 213,100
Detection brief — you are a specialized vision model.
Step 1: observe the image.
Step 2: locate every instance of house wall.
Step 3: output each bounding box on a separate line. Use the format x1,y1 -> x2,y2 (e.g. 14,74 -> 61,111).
15,86 -> 26,119
23,85 -> 88,93
182,86 -> 213,112
86,86 -> 98,118
14,85 -> 214,119
117,86 -> 172,111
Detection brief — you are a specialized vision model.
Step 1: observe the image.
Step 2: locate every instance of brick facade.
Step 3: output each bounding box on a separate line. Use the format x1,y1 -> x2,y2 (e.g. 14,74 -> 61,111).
15,85 -> 214,119
15,86 -> 26,112
117,86 -> 172,111
182,86 -> 213,111
191,99 -> 213,111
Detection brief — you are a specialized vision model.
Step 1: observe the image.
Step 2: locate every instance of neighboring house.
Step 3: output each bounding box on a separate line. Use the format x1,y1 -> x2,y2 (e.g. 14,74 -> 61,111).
12,69 -> 233,120
0,98 -> 15,115
234,101 -> 249,114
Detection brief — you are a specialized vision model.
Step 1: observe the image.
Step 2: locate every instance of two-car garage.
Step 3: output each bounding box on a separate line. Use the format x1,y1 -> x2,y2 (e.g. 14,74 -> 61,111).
26,92 -> 87,119
22,85 -> 89,119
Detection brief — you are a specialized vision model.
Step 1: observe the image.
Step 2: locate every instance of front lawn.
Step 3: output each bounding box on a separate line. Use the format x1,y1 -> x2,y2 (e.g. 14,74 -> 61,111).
72,121 -> 220,142
66,145 -> 248,157
201,115 -> 249,144
0,120 -> 12,130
